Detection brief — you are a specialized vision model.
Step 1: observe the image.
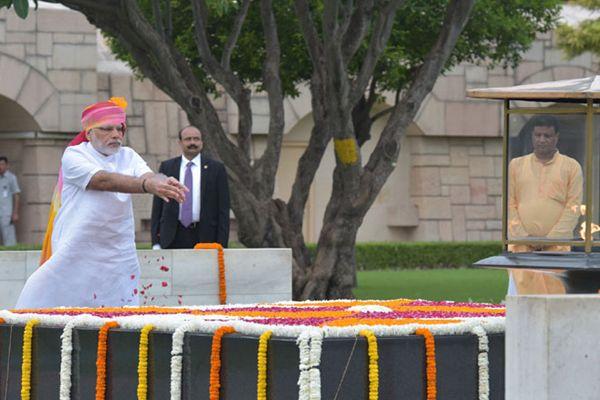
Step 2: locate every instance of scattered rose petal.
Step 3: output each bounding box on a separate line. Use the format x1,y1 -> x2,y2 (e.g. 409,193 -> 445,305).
93,293 -> 97,300
161,281 -> 168,287
151,296 -> 155,301
160,266 -> 170,272
140,290 -> 145,295
134,289 -> 138,295
130,274 -> 135,280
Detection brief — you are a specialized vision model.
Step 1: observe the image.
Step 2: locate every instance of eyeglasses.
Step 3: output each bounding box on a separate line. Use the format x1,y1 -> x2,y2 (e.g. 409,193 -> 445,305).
96,125 -> 125,133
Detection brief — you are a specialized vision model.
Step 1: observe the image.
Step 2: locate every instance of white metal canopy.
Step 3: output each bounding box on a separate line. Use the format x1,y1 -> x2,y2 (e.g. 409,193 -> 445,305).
467,76 -> 600,101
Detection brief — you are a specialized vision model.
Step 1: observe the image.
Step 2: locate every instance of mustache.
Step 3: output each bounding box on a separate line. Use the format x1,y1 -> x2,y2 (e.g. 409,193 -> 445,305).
108,140 -> 122,146
187,145 -> 199,149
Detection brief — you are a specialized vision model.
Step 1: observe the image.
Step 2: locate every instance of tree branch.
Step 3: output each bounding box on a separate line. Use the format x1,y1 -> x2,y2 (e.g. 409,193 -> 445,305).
341,0 -> 375,63
322,0 -> 351,114
337,0 -> 354,38
58,0 -> 114,13
151,0 -> 165,40
190,0 -> 253,159
349,0 -> 404,106
365,0 -> 475,180
254,0 -> 286,198
221,0 -> 251,70
322,0 -> 340,40
164,0 -> 172,39
287,78 -> 331,229
293,0 -> 324,73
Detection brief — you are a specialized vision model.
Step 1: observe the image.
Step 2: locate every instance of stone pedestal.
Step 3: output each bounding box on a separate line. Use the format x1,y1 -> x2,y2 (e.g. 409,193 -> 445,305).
506,295 -> 600,400
0,248 -> 292,308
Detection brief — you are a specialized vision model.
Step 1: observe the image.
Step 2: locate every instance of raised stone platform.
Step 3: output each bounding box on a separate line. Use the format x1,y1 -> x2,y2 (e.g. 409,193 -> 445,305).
506,295 -> 600,400
0,299 -> 506,399
0,326 -> 505,399
0,249 -> 292,308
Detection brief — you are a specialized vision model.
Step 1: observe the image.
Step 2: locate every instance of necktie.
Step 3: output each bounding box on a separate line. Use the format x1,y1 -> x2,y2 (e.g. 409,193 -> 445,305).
180,161 -> 194,227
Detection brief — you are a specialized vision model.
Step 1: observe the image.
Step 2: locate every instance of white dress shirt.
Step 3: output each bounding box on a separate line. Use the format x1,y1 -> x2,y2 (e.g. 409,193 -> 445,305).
178,154 -> 201,223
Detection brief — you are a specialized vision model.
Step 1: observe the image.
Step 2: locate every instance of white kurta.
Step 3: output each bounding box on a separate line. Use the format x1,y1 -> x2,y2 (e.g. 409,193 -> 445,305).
16,142 -> 151,308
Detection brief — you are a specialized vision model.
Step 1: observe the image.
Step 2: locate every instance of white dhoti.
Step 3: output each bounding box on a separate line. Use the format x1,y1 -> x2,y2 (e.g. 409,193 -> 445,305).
16,142 -> 151,309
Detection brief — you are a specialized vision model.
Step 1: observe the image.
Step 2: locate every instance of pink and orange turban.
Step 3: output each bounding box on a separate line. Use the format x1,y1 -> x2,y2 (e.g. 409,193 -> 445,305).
81,96 -> 128,132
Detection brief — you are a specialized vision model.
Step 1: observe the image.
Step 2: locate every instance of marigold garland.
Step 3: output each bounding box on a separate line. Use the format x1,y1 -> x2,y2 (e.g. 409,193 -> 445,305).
0,317 -> 5,324
359,330 -> 379,400
257,330 -> 273,400
95,321 -> 119,400
137,324 -> 155,400
209,326 -> 236,400
416,328 -> 437,400
194,242 -> 227,304
21,319 -> 39,400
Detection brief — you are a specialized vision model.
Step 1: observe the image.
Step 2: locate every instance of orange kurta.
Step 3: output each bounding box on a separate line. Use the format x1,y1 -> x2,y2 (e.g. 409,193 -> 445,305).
507,151 -> 583,294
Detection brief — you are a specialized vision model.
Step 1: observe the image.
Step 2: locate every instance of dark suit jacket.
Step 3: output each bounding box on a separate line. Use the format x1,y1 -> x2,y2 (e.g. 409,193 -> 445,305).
151,154 -> 230,248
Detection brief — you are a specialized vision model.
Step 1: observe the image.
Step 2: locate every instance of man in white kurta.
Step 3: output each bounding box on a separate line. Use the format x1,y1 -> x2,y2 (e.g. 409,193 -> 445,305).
15,97 -> 186,308
16,143 -> 151,307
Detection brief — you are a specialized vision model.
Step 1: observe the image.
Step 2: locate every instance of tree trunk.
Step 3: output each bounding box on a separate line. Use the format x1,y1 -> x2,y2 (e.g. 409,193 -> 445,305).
301,207 -> 359,300
231,195 -> 312,299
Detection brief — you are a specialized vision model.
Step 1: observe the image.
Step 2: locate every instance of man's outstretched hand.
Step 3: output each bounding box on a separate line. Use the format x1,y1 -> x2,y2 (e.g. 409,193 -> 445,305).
145,173 -> 188,203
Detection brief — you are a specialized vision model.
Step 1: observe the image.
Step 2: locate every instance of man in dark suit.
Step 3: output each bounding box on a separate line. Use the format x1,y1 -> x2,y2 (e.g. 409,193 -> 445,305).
151,126 -> 230,248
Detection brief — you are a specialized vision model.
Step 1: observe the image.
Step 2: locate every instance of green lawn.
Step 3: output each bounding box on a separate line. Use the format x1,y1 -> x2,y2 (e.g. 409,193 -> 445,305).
354,268 -> 508,304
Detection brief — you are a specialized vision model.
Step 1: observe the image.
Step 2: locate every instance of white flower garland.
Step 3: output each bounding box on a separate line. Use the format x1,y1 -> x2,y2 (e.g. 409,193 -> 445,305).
471,325 -> 490,400
297,329 -> 323,400
297,332 -> 311,400
58,315 -> 104,400
170,322 -> 200,400
59,320 -> 77,400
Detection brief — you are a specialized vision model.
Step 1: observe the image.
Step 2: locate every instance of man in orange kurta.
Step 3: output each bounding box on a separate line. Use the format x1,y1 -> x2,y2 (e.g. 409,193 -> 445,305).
508,116 -> 583,294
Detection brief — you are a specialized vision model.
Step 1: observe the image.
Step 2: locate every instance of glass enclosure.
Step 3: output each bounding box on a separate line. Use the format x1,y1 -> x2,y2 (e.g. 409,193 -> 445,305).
503,100 -> 600,253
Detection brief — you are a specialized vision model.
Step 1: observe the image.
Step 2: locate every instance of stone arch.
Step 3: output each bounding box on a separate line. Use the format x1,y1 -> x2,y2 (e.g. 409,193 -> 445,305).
0,94 -> 40,132
0,53 -> 60,132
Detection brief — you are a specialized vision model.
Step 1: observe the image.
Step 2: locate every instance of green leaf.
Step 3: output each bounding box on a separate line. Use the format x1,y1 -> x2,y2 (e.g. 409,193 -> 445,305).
0,0 -> 13,9
13,0 -> 28,19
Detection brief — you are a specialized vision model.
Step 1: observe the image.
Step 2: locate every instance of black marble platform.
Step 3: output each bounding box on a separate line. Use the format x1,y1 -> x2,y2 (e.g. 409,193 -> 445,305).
0,325 -> 504,399
474,251 -> 600,293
